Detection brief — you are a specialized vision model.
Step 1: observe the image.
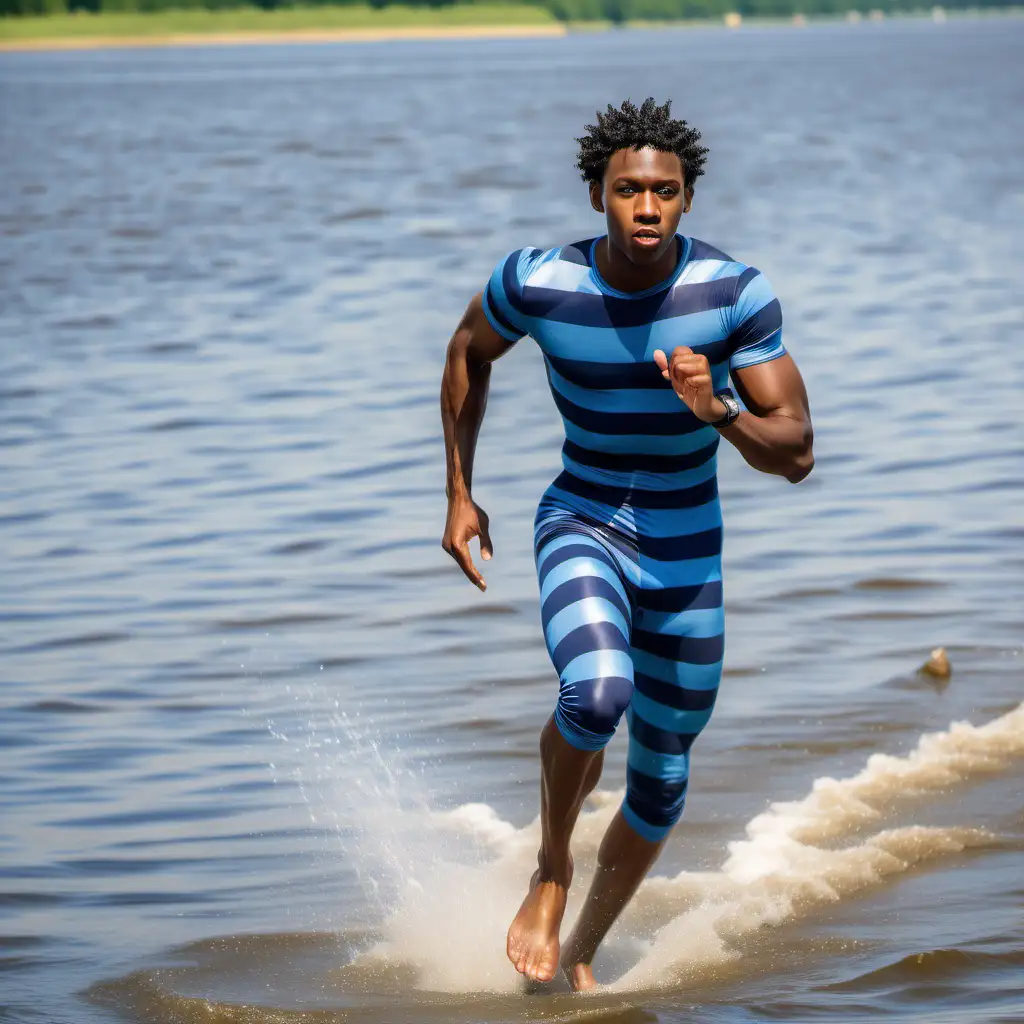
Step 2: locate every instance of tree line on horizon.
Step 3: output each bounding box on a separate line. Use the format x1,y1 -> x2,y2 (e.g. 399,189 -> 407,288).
2,0 -> 1017,22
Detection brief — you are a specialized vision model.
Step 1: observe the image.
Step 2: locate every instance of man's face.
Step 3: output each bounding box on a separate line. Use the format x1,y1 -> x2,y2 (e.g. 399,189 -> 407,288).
590,147 -> 693,266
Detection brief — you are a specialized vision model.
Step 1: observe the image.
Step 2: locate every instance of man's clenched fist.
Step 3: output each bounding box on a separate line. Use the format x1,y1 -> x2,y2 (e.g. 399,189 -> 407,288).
653,347 -> 727,424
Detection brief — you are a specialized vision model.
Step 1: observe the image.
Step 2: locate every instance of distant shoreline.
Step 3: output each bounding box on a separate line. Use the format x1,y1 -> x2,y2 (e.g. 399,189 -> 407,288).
0,4 -> 562,52
0,23 -> 567,53
1,5 -> 1020,54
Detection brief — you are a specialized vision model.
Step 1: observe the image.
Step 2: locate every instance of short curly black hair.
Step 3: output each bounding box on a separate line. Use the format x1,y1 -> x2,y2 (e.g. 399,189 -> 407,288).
576,98 -> 709,190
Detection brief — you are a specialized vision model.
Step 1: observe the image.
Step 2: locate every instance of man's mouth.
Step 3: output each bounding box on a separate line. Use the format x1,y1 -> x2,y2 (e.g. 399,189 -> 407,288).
632,229 -> 661,247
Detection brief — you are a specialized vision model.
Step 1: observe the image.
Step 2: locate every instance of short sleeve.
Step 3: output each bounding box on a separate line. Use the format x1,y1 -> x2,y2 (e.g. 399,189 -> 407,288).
727,268 -> 786,371
481,249 -> 531,343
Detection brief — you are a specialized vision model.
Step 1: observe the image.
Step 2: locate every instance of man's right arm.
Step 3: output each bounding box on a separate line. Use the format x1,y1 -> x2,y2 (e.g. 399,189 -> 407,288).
440,292 -> 517,591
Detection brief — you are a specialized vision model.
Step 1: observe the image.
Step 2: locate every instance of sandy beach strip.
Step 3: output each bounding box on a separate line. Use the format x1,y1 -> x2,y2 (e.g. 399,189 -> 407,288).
0,22 -> 567,52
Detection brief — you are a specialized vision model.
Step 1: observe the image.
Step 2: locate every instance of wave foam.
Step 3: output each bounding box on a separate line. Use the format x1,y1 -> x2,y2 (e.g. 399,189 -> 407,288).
288,702 -> 1023,993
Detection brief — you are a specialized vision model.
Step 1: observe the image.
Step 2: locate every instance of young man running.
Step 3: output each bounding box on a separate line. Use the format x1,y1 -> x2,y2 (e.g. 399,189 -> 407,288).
440,98 -> 813,990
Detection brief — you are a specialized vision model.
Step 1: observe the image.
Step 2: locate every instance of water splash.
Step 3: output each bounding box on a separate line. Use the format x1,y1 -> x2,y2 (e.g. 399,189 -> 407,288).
272,685 -> 1024,994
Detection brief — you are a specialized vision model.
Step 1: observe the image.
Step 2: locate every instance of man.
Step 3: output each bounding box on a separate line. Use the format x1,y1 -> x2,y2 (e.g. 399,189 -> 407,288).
440,98 -> 813,990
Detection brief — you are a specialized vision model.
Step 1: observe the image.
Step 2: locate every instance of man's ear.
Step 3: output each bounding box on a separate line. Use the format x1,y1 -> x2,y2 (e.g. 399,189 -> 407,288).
589,181 -> 605,214
683,187 -> 694,214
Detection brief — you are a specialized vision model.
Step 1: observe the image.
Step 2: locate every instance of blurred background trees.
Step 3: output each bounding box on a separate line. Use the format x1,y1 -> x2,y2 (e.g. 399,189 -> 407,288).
0,0 -> 1017,23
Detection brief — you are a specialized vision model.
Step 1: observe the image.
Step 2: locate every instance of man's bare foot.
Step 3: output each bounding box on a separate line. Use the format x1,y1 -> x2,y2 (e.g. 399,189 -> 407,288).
562,961 -> 598,992
506,866 -> 570,983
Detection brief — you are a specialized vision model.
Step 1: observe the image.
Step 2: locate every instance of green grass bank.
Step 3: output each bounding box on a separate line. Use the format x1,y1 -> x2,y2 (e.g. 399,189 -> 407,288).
1,1 -> 1021,50
0,4 -> 561,45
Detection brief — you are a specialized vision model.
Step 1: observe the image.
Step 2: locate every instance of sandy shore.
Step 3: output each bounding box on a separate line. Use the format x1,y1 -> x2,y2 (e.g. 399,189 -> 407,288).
0,22 -> 567,52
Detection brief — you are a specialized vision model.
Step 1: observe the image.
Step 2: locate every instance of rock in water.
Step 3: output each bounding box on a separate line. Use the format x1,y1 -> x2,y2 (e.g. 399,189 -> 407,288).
919,647 -> 951,679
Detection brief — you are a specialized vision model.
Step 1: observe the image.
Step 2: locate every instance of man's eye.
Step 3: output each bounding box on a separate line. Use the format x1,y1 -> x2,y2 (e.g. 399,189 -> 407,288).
619,186 -> 636,195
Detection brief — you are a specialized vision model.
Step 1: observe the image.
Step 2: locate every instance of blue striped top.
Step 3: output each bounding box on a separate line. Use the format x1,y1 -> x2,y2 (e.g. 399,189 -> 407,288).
482,235 -> 786,495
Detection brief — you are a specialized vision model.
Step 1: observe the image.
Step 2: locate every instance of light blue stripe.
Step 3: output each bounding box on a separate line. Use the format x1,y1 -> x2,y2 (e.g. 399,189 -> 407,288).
561,420 -> 720,456
734,270 -> 775,318
535,529 -> 602,565
621,800 -> 671,843
633,500 -> 723,537
486,252 -> 527,334
635,606 -> 725,638
526,255 -> 594,293
638,553 -> 722,589
730,333 -> 786,370
631,650 -> 723,689
539,555 -> 629,609
629,690 -> 715,736
481,289 -> 523,342
626,737 -> 691,783
682,258 -> 745,284
561,453 -> 719,494
561,649 -> 635,686
541,482 -> 621,523
544,596 -> 630,651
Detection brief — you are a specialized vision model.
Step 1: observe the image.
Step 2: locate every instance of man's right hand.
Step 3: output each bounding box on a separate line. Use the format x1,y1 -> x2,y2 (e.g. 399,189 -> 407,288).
442,495 -> 493,591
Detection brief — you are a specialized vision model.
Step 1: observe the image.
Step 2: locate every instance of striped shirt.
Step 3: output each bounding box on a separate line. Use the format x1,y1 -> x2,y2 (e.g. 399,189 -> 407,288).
482,235 -> 785,499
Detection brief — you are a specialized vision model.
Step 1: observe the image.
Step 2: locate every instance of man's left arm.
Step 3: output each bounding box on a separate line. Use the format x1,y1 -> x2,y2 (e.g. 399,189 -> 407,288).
653,348 -> 814,483
719,354 -> 814,483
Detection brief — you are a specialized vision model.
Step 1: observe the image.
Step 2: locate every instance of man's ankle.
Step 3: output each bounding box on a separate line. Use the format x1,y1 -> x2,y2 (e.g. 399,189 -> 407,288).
536,851 -> 572,887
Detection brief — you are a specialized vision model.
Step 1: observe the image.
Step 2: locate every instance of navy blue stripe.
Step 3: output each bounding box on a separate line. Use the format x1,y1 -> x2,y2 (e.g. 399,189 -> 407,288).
628,714 -> 700,756
625,767 -> 688,825
636,527 -> 722,562
573,676 -> 634,735
562,439 -> 719,476
534,519 -> 595,556
536,540 -> 619,585
732,265 -> 760,304
502,247 -> 528,314
551,388 -> 705,436
687,238 -> 733,263
518,276 -> 745,330
633,672 -> 719,712
484,282 -> 522,338
634,580 -> 723,613
553,470 -> 718,511
632,630 -> 725,665
690,337 -> 732,367
730,298 -> 782,352
541,576 -> 631,628
559,239 -> 593,267
536,512 -> 639,567
552,622 -> 630,674
546,355 -> 668,390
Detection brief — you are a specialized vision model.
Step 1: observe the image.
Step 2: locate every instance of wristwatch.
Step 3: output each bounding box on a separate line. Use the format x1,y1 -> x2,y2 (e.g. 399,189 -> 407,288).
709,389 -> 741,429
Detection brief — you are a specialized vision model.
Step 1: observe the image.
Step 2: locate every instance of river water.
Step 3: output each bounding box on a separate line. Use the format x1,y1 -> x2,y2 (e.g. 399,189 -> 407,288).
1,17 -> 1022,1024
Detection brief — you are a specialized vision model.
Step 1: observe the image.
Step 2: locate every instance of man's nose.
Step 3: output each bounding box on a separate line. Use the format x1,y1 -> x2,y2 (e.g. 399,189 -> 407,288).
634,190 -> 659,222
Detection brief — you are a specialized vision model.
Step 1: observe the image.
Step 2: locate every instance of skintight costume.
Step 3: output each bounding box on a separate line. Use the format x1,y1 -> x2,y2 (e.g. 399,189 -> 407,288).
482,235 -> 785,841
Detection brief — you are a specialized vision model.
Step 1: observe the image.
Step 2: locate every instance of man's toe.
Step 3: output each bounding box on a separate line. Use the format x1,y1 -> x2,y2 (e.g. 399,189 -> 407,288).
537,955 -> 557,983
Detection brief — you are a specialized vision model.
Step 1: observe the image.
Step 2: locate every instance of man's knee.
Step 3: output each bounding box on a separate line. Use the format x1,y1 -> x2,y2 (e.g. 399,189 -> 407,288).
554,675 -> 632,751
623,775 -> 688,843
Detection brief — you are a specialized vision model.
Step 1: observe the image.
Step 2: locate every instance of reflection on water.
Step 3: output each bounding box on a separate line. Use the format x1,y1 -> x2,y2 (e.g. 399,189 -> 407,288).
1,17 -> 1023,1024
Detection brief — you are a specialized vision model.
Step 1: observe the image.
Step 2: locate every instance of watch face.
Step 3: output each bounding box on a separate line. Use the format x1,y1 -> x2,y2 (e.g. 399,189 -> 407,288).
715,392 -> 739,426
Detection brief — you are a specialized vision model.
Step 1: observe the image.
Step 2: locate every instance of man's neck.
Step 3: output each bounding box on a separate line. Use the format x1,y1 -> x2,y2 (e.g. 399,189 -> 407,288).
595,235 -> 680,294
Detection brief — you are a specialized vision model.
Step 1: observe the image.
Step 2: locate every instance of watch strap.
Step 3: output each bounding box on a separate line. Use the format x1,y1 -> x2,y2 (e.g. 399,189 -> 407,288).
710,389 -> 741,428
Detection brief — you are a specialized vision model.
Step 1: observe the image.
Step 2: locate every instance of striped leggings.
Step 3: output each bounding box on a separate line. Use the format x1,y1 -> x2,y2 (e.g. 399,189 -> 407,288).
535,474 -> 724,843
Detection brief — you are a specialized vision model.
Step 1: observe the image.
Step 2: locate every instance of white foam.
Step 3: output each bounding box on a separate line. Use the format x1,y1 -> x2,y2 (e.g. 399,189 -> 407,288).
278,698 -> 1024,993
615,701 -> 1024,990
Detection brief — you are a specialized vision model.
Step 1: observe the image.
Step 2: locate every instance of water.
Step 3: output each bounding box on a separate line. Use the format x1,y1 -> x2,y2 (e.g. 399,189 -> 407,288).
1,18 -> 1023,1024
